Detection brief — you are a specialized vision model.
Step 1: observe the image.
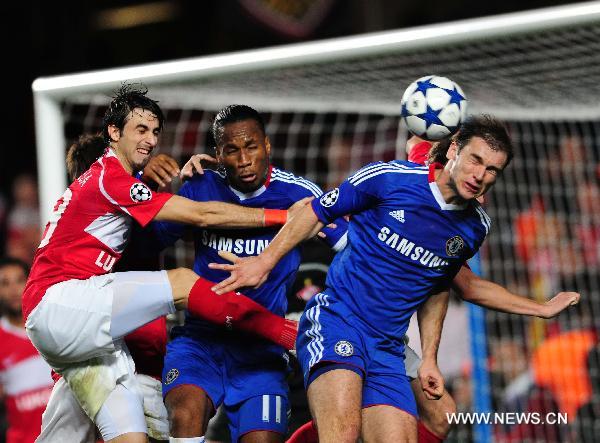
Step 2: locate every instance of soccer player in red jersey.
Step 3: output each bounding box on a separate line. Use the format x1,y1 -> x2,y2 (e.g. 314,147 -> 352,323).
0,257 -> 53,443
24,84 -> 299,443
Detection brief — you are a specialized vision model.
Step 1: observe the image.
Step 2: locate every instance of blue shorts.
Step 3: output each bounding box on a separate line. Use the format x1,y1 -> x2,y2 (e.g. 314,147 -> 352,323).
297,291 -> 417,417
162,333 -> 290,441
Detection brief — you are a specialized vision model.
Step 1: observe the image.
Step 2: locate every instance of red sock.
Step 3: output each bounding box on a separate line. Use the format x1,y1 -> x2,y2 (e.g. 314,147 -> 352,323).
287,420 -> 318,443
187,277 -> 297,349
418,421 -> 444,443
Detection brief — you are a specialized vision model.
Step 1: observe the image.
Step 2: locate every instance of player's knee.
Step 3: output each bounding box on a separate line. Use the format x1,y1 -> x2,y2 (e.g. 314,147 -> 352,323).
166,268 -> 199,308
165,388 -> 207,435
421,392 -> 456,438
331,419 -> 361,442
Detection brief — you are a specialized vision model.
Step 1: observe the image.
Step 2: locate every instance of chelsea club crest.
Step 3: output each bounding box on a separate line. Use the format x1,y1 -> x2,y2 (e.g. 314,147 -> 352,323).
446,235 -> 465,256
334,340 -> 354,357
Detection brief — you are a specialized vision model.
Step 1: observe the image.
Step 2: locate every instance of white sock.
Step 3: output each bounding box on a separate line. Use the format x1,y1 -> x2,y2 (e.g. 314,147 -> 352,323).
169,437 -> 205,442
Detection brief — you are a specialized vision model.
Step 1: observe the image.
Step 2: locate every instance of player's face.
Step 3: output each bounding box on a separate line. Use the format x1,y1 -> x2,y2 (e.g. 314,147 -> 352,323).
216,119 -> 271,193
109,108 -> 161,174
446,137 -> 507,201
0,265 -> 27,317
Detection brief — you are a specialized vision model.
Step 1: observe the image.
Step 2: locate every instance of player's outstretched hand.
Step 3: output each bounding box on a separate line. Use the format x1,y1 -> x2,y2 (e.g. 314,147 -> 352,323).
209,250 -> 272,294
142,154 -> 180,188
541,291 -> 580,318
418,360 -> 445,400
180,153 -> 218,179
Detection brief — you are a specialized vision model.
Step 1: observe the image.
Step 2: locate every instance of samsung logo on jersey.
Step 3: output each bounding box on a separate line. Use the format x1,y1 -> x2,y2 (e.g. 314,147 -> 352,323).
201,231 -> 270,255
377,226 -> 449,268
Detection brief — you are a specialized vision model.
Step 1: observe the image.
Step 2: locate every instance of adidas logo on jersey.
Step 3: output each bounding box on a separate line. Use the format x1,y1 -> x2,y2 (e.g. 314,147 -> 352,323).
389,210 -> 405,223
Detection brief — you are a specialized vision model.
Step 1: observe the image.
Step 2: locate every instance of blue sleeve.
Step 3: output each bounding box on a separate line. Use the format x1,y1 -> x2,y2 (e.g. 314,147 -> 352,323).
311,162 -> 384,224
319,217 -> 348,251
150,179 -> 196,248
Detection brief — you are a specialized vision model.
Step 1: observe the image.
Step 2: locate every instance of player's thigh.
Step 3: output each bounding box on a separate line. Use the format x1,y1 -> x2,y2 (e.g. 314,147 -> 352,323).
37,378 -> 97,443
361,404 -> 418,443
230,394 -> 288,443
164,384 -> 215,435
307,368 -> 362,428
163,336 -> 221,434
25,276 -> 116,363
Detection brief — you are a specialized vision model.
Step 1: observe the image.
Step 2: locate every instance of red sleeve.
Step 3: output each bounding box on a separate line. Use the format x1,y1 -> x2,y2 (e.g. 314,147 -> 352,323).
408,141 -> 432,165
102,160 -> 172,227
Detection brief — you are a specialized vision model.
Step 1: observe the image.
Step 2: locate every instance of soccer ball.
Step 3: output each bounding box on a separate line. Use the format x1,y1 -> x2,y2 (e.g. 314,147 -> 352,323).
130,183 -> 152,202
400,75 -> 467,141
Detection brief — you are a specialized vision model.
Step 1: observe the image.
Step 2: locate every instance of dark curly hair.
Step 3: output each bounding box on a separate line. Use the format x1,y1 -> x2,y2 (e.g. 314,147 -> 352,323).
101,83 -> 164,145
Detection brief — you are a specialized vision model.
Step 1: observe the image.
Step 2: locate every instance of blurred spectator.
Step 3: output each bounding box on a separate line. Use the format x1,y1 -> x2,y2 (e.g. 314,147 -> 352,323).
490,338 -> 563,442
325,136 -> 354,190
531,328 -> 598,420
573,179 -> 600,270
0,257 -> 53,443
572,343 -> 600,442
6,175 -> 40,264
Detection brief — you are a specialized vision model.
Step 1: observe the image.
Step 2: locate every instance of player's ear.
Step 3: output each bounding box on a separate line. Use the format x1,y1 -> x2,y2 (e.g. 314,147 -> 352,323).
447,141 -> 458,161
265,136 -> 271,157
107,125 -> 120,143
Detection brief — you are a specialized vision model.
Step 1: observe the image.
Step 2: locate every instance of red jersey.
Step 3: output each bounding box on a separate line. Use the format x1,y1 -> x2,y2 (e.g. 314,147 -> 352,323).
22,150 -> 172,319
0,317 -> 53,443
408,141 -> 432,165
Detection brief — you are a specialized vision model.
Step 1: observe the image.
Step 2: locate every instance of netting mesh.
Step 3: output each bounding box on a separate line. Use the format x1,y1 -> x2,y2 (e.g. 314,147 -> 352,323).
70,21 -> 598,122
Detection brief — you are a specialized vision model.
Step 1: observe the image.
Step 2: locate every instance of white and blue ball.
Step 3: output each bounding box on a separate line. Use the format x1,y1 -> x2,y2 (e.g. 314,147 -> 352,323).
400,75 -> 467,141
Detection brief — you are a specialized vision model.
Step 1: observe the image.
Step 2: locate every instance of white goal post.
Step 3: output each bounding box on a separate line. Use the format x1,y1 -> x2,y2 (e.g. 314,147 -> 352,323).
33,0 -> 600,223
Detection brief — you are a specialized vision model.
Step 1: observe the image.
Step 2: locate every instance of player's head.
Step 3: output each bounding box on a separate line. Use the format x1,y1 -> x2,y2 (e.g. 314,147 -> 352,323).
0,257 -> 29,318
66,133 -> 106,181
101,83 -> 164,174
444,115 -> 513,201
211,104 -> 271,193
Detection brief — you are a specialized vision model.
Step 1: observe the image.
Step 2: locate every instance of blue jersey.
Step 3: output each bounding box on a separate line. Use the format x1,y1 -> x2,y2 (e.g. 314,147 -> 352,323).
153,166 -> 347,333
311,161 -> 490,339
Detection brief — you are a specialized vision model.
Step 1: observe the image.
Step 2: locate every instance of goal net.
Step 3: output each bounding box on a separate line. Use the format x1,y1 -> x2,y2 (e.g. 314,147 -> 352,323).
33,2 -> 600,441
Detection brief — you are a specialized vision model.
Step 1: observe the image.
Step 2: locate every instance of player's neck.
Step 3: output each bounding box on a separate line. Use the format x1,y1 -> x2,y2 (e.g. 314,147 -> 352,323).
111,146 -> 135,175
434,168 -> 467,205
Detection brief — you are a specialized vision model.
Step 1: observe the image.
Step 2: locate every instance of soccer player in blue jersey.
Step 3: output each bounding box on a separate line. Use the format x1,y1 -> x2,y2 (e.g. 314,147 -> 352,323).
153,105 -> 348,443
210,115 -> 516,442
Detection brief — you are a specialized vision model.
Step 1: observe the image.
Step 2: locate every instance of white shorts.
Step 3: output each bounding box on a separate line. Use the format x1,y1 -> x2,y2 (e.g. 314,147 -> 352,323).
36,377 -> 97,443
405,343 -> 421,380
36,374 -> 169,443
26,271 -> 173,421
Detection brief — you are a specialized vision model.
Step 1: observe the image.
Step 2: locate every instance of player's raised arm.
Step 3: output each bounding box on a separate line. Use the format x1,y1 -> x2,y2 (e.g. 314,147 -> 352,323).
153,194 -> 288,228
210,203 -> 324,293
452,266 -> 579,318
417,290 -> 448,400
